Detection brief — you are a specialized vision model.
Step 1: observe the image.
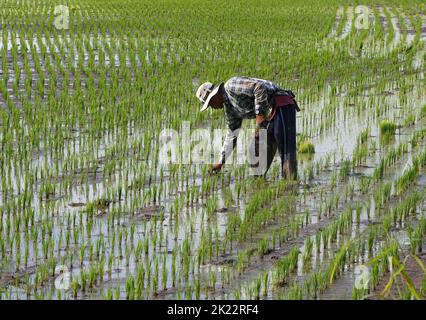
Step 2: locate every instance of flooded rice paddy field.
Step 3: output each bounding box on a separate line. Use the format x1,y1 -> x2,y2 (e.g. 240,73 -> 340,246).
0,0 -> 426,299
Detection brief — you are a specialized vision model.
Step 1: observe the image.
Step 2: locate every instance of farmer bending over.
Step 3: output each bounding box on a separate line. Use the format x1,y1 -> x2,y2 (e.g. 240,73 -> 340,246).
196,76 -> 300,179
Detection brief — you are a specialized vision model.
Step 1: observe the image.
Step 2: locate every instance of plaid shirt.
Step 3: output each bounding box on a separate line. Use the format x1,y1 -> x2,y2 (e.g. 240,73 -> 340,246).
220,76 -> 289,164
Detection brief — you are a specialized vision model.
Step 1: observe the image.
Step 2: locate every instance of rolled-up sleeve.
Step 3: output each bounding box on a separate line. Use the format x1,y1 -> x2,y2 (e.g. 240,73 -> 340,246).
253,82 -> 270,116
220,117 -> 242,164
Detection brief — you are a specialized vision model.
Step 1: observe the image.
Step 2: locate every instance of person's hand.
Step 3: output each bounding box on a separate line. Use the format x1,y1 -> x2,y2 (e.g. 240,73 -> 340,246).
256,114 -> 266,126
255,116 -> 269,138
209,163 -> 223,175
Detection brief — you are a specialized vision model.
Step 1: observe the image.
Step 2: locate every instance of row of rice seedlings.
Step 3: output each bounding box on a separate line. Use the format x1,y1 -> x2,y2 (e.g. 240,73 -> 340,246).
177,172 -> 339,297
1,0 -> 425,299
302,50 -> 424,140
327,182 -> 426,298
238,201 -> 355,299
103,175 -> 302,298
69,104 -> 422,298
352,128 -> 370,166
379,119 -> 397,144
228,179 -> 293,243
0,3 -> 420,215
410,127 -> 426,148
275,160 -> 426,299
0,23 -> 215,210
351,239 -> 400,299
372,113 -> 426,183
394,147 -> 426,195
373,142 -> 409,181
408,218 -> 426,255
354,214 -> 426,300
288,191 -> 420,299
240,247 -> 300,300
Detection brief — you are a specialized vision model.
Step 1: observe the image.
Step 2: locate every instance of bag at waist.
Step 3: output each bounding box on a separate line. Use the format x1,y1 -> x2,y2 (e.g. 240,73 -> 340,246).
267,94 -> 301,120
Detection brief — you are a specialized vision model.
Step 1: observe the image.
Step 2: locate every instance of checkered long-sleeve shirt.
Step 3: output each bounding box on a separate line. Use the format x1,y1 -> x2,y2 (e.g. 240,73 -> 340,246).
220,76 -> 290,164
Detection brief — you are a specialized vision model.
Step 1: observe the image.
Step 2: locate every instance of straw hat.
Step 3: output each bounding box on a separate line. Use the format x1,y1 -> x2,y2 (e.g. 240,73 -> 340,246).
196,82 -> 223,112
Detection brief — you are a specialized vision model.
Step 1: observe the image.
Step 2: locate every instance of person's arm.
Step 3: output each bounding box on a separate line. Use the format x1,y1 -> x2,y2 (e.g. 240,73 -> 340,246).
220,118 -> 242,164
253,82 -> 270,117
211,117 -> 242,173
253,81 -> 275,125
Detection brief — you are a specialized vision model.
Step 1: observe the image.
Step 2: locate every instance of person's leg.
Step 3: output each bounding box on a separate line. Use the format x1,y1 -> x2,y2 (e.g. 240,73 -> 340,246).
263,132 -> 277,178
283,104 -> 297,180
274,105 -> 297,179
249,123 -> 277,177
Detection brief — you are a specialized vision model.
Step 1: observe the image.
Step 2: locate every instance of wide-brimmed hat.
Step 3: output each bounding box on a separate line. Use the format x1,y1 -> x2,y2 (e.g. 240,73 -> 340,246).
196,82 -> 223,112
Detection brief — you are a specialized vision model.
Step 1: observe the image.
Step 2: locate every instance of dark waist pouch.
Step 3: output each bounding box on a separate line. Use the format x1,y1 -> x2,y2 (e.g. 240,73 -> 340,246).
268,92 -> 300,120
275,90 -> 300,110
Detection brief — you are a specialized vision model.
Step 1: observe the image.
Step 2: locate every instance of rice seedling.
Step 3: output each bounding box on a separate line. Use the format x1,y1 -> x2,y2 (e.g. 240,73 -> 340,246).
408,218 -> 426,254
338,160 -> 351,182
257,237 -> 269,259
298,140 -> 315,154
379,120 -> 397,143
302,237 -> 314,268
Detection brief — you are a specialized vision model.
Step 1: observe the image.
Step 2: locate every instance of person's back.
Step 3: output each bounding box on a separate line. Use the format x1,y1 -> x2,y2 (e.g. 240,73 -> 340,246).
223,76 -> 285,120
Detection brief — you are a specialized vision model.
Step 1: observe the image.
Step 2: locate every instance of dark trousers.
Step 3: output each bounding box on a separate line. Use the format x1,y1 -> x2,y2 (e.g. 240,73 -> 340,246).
252,104 -> 297,179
